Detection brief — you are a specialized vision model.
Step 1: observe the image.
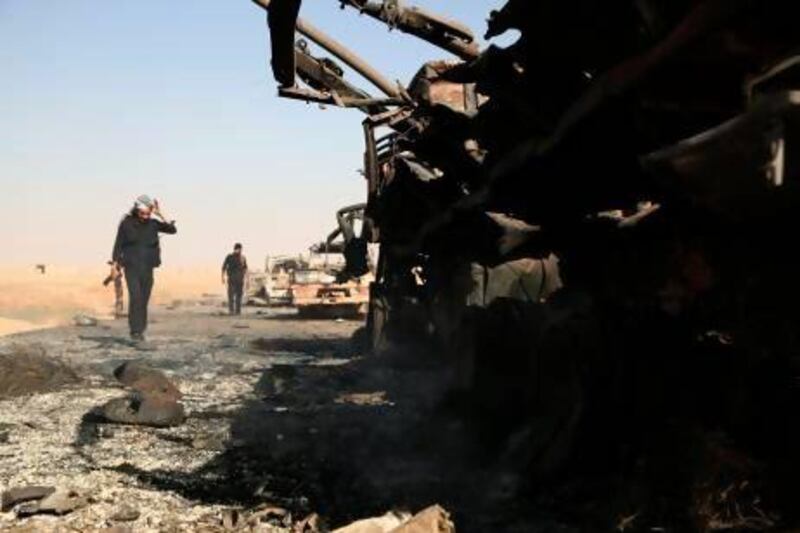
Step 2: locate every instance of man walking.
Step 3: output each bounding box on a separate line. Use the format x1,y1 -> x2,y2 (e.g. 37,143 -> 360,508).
222,243 -> 248,315
111,195 -> 177,343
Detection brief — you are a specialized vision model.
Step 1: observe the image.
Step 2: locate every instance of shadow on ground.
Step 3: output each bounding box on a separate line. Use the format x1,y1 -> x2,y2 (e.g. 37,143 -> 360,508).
87,339 -> 553,532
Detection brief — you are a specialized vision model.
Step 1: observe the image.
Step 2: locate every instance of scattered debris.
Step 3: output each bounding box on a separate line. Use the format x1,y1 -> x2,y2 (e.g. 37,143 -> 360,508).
114,361 -> 182,401
333,510 -> 412,533
97,361 -> 186,427
616,511 -> 640,532
247,505 -> 292,528
1,486 -> 56,512
100,393 -> 186,428
73,314 -> 99,327
221,508 -> 242,530
392,505 -> 455,533
110,504 -> 141,522
334,391 -> 393,407
295,513 -> 323,532
190,433 -> 227,451
95,425 -> 115,439
17,487 -> 87,516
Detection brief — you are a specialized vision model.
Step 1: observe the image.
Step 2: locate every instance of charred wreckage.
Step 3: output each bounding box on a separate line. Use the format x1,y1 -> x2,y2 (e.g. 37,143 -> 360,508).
250,0 -> 800,529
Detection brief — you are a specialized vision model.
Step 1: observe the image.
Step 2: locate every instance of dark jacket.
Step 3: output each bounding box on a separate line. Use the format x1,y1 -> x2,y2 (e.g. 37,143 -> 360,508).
112,215 -> 177,269
222,253 -> 248,282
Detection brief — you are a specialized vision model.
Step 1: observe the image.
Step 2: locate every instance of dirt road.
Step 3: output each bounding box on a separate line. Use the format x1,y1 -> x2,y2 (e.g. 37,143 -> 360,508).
0,303 -> 549,532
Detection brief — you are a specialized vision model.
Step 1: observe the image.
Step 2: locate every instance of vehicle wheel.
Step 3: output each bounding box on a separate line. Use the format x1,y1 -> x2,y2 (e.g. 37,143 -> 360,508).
367,285 -> 389,355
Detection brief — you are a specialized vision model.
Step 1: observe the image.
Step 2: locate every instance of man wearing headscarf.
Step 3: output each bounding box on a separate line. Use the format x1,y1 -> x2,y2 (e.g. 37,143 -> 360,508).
111,195 -> 177,343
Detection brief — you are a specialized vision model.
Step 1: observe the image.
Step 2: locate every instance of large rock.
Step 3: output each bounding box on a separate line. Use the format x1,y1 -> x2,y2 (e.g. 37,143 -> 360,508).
113,361 -> 181,401
0,345 -> 79,398
101,394 -> 186,428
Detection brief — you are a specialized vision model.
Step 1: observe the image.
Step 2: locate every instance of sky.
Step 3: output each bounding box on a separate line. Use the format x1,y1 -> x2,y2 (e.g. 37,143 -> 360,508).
0,0 -> 508,268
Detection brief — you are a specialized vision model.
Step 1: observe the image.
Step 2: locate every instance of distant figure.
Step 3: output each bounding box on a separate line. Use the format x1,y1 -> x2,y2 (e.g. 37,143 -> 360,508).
111,195 -> 177,343
103,261 -> 125,318
222,243 -> 248,316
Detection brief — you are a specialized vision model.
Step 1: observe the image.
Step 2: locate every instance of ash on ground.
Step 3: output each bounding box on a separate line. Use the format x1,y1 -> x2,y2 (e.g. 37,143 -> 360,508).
0,304 -> 540,532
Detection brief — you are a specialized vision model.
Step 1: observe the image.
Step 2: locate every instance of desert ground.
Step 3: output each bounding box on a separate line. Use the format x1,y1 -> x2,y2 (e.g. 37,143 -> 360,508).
0,274 -> 541,532
0,266 -> 222,336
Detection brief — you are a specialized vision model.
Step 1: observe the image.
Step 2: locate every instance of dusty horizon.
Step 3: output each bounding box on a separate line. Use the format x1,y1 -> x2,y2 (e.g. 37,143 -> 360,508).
0,264 -> 234,336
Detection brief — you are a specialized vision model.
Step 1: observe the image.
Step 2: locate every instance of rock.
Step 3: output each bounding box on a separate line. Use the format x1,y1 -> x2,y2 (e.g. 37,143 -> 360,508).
333,511 -> 412,533
1,486 -> 55,512
110,504 -> 141,522
114,361 -> 182,401
16,488 -> 85,516
0,345 -> 80,398
101,394 -> 186,428
391,505 -> 455,533
73,314 -> 99,327
332,506 -> 454,533
0,429 -> 9,444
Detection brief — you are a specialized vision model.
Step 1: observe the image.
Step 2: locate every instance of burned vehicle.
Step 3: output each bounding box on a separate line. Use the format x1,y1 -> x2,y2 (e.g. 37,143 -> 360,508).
288,260 -> 370,319
292,204 -> 373,318
245,255 -> 303,306
251,0 -> 800,529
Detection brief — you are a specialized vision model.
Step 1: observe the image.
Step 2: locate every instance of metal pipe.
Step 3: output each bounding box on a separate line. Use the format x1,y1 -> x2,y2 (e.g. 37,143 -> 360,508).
251,0 -> 400,97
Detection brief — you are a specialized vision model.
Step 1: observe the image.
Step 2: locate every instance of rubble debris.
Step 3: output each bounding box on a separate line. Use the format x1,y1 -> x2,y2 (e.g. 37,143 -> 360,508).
95,425 -> 115,439
295,513 -> 323,532
1,486 -> 55,512
100,393 -> 186,428
334,391 -> 393,407
392,505 -> 455,533
221,508 -> 242,530
97,361 -> 186,427
16,487 -> 87,516
246,504 -> 292,528
249,0 -> 800,529
110,504 -> 141,522
190,433 -> 227,451
113,361 -> 182,401
73,314 -> 99,327
333,510 -> 411,533
0,344 -> 79,398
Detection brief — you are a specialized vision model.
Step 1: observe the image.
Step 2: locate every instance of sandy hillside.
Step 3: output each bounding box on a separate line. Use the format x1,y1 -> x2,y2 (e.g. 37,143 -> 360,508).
0,265 -> 222,335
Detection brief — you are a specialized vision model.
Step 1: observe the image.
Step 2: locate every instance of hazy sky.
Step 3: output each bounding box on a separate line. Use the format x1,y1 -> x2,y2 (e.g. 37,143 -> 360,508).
0,0 -> 506,268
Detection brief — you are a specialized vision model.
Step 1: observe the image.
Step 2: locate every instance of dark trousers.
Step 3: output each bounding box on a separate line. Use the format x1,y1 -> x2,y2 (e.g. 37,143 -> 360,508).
125,266 -> 154,337
228,279 -> 244,315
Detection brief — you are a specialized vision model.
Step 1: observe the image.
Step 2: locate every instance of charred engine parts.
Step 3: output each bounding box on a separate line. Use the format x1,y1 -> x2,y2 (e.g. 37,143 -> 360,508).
250,0 -> 800,528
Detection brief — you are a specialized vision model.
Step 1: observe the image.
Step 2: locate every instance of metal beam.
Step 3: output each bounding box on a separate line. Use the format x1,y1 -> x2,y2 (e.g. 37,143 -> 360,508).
251,0 -> 400,97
